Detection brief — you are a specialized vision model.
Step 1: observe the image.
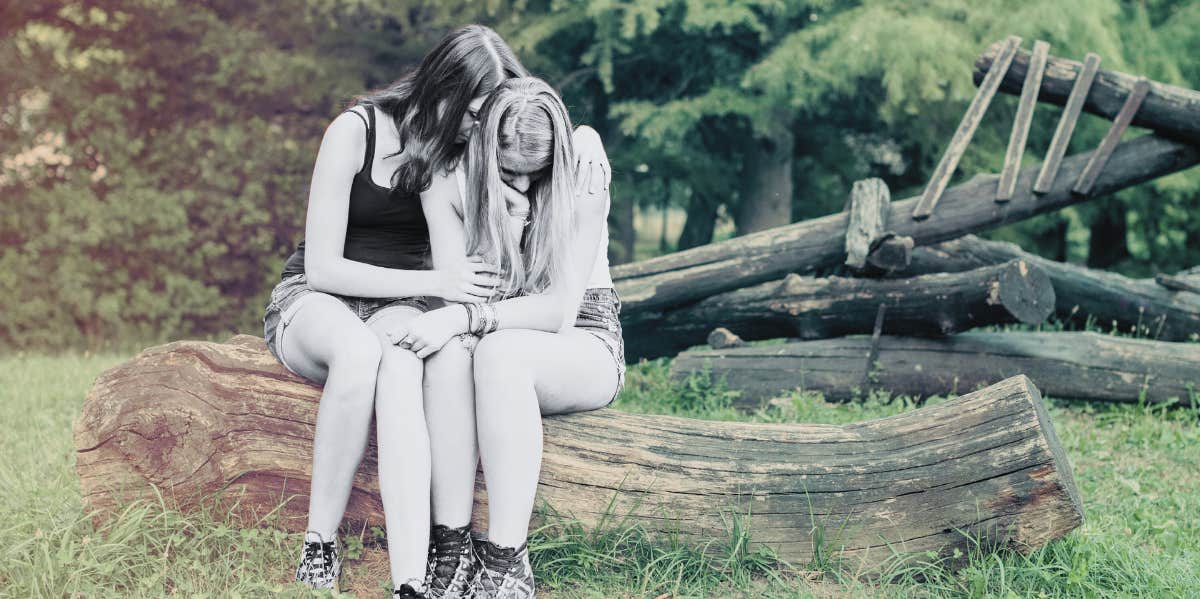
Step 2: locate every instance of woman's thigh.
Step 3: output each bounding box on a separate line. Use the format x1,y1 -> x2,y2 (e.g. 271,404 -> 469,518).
277,293 -> 382,385
473,328 -> 620,415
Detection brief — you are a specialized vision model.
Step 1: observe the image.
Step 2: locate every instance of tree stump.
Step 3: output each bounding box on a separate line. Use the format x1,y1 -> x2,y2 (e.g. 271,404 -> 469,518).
76,335 -> 1084,571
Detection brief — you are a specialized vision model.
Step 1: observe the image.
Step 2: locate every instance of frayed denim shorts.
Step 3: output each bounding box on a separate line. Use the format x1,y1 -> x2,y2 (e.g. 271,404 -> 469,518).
454,286 -> 626,407
262,273 -> 429,375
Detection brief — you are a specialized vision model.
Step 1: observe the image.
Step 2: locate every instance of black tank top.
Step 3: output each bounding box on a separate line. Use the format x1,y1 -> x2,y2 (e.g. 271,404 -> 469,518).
280,103 -> 432,280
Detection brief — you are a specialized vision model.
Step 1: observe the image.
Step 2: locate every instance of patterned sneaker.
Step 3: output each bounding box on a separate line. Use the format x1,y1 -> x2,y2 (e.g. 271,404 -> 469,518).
425,524 -> 481,599
394,579 -> 430,598
295,530 -> 342,590
473,539 -> 535,599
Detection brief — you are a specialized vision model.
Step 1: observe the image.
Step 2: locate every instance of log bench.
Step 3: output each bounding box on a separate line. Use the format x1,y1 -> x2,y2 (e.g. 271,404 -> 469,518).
75,335 -> 1084,572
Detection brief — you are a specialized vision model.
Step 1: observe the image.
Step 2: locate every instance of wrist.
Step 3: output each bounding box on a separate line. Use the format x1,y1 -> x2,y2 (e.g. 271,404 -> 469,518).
426,270 -> 448,298
452,303 -> 471,335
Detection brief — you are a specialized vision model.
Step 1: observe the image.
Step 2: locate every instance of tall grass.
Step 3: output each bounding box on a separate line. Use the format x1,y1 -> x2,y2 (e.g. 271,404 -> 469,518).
2,336 -> 1198,597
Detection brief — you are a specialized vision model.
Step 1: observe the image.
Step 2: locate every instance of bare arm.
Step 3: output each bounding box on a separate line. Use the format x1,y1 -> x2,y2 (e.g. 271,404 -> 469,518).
487,185 -> 608,333
420,166 -> 502,308
302,110 -> 441,298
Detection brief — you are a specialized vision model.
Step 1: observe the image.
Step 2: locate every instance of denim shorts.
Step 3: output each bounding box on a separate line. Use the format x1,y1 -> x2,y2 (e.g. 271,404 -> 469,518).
454,286 -> 626,406
262,273 -> 430,375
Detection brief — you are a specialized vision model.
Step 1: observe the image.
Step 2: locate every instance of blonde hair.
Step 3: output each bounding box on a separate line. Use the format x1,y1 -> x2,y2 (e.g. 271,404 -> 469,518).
463,77 -> 576,297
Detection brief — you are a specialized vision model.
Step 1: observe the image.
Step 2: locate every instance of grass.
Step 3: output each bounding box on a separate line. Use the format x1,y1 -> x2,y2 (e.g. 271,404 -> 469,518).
2,333 -> 1199,597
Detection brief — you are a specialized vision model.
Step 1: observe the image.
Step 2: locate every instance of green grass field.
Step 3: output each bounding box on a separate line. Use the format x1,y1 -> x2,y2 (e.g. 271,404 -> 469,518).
2,337 -> 1198,597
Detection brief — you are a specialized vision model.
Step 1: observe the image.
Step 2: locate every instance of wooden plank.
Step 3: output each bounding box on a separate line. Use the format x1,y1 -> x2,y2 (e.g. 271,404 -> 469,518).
1072,77 -> 1152,196
843,178 -> 890,268
976,44 -> 1200,145
997,40 -> 1050,201
862,303 -> 887,386
912,35 -> 1021,220
1033,53 -> 1101,193
672,331 -> 1200,407
611,135 -> 1197,318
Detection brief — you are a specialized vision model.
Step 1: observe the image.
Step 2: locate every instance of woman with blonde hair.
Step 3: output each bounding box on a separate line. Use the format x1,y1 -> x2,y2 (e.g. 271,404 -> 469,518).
386,76 -> 623,598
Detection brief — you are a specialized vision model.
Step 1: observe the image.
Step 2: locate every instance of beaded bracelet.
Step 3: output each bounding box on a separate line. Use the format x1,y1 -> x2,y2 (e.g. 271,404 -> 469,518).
468,302 -> 485,335
462,303 -> 475,336
483,302 -> 499,334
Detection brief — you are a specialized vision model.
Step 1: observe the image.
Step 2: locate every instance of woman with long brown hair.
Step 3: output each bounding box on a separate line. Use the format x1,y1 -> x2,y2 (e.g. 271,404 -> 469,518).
261,27 -> 610,596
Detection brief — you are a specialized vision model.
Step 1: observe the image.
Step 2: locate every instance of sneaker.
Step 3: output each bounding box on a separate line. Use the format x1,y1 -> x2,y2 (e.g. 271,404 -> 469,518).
295,530 -> 342,590
425,524 -> 481,599
473,539 -> 535,599
394,579 -> 429,598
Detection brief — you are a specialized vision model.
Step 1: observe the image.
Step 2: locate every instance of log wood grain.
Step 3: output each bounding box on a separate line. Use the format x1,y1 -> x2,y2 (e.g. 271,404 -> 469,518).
611,135 -> 1198,318
896,234 -> 1200,342
671,331 -> 1200,407
624,259 -> 1054,362
75,335 -> 1083,571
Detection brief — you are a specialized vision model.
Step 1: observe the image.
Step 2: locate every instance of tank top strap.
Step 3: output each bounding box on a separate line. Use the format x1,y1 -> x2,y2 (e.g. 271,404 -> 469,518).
342,105 -> 375,176
361,104 -> 377,179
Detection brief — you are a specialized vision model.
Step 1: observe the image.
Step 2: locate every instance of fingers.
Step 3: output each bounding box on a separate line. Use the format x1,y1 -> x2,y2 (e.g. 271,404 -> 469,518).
575,160 -> 593,196
385,324 -> 409,346
602,160 -> 611,190
589,160 -> 604,195
469,272 -> 501,286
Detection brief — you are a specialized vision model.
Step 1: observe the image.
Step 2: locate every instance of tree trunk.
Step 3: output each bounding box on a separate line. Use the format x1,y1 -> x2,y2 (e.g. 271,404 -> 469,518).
677,192 -> 720,251
624,259 -> 1054,362
670,331 -> 1200,408
894,234 -> 1200,342
1086,202 -> 1130,268
735,132 -> 793,235
75,336 -> 1083,572
611,135 -> 1198,316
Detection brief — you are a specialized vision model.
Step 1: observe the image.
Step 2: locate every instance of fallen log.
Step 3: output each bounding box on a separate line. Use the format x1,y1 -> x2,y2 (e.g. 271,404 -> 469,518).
612,135 -> 1198,317
975,40 -> 1200,145
893,234 -> 1200,342
75,335 -> 1083,572
670,331 -> 1200,407
624,259 -> 1054,362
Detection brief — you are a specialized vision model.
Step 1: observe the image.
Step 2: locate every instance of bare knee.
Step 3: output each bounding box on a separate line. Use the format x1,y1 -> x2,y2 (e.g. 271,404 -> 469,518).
473,331 -> 532,399
377,346 -> 423,403
325,330 -> 383,399
425,338 -> 473,386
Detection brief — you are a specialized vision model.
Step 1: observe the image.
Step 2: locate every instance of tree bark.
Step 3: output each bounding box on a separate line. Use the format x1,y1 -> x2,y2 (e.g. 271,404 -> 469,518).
75,336 -> 1083,572
894,234 -> 1200,342
1086,202 -> 1130,269
670,331 -> 1200,408
677,192 -> 720,251
734,132 -> 793,235
975,40 -> 1200,145
624,259 -> 1054,362
611,135 -> 1198,316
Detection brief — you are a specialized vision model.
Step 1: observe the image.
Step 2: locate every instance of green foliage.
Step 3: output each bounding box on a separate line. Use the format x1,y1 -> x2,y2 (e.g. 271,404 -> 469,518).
4,1 -> 1199,349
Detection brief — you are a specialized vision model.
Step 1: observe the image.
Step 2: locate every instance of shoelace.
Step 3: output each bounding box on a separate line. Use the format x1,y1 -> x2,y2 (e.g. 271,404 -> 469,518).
428,527 -> 476,594
297,530 -> 338,582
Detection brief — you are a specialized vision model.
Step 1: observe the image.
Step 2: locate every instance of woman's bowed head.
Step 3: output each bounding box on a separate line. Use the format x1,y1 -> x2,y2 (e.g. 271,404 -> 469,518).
388,76 -> 614,359
367,24 -> 527,196
464,77 -> 578,304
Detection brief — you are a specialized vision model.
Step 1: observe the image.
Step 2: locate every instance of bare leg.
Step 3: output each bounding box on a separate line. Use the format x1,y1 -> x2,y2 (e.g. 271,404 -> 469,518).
423,337 -> 479,528
472,328 -> 619,547
365,307 -> 433,588
277,293 -> 384,539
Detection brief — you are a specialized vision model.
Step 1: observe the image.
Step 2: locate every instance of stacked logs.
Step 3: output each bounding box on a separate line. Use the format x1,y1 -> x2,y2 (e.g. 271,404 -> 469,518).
618,39 -> 1200,407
